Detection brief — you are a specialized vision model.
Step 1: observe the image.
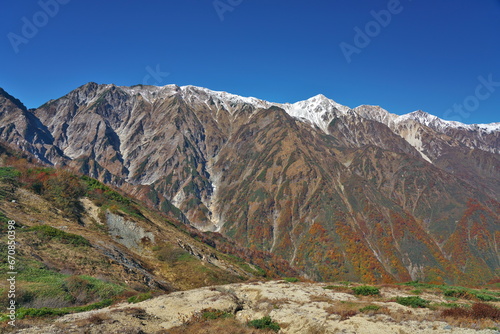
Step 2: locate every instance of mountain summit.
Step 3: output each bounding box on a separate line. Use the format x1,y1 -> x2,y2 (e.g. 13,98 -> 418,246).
1,83 -> 499,284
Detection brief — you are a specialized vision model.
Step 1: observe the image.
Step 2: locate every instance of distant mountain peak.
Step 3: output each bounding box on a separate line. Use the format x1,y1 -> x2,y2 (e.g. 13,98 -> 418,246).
353,105 -> 398,125
299,93 -> 346,108
278,94 -> 351,132
408,109 -> 430,117
306,93 -> 330,102
0,87 -> 27,111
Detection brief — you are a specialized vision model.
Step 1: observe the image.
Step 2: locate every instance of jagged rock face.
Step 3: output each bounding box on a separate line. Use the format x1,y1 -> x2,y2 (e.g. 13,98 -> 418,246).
1,83 -> 499,284
0,88 -> 61,163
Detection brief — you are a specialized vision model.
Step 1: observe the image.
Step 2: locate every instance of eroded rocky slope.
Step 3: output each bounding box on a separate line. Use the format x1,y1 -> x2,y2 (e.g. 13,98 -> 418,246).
1,84 -> 499,284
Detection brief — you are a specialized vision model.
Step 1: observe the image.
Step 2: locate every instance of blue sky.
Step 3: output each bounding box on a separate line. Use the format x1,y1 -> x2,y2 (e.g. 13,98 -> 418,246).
1,0 -> 499,124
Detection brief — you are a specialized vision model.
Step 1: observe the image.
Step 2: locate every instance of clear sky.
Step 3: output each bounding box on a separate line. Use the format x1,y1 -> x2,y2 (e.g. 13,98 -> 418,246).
1,0 -> 499,124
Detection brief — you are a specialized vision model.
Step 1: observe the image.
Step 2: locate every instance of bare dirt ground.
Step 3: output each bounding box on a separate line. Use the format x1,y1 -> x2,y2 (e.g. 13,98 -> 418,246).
10,281 -> 500,334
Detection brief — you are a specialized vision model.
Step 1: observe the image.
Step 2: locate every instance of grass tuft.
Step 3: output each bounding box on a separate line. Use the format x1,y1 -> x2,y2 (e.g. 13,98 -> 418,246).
27,225 -> 91,247
9,299 -> 113,320
127,292 -> 153,304
201,308 -> 233,320
352,285 -> 380,296
247,316 -> 280,332
395,296 -> 430,308
359,305 -> 380,312
283,277 -> 299,283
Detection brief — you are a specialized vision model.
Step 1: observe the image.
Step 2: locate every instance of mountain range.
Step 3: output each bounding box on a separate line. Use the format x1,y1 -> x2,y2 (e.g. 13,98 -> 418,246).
1,83 -> 499,284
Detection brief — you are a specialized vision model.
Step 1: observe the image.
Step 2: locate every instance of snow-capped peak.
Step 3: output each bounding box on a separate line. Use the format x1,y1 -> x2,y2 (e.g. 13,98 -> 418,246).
279,95 -> 351,132
296,94 -> 351,113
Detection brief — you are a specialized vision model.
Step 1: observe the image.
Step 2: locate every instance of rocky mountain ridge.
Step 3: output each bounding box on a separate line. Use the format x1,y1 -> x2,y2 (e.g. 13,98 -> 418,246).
1,83 -> 499,284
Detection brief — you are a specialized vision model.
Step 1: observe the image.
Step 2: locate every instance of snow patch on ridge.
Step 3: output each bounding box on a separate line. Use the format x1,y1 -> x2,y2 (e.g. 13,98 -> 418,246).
398,110 -> 500,134
120,84 -> 181,104
180,85 -> 273,115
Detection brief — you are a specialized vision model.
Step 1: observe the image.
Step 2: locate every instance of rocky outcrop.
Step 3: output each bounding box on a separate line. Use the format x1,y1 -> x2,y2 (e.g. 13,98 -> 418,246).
105,211 -> 155,250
